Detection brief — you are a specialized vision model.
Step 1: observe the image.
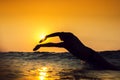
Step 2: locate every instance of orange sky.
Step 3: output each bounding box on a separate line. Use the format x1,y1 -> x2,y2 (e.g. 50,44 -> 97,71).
0,0 -> 120,52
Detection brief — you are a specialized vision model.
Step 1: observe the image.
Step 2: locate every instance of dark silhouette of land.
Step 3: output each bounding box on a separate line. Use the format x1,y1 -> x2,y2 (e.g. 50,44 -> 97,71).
33,32 -> 119,70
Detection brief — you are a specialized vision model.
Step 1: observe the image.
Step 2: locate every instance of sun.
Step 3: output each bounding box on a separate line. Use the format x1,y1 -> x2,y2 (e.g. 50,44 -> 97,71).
33,29 -> 50,43
34,32 -> 47,43
40,34 -> 46,40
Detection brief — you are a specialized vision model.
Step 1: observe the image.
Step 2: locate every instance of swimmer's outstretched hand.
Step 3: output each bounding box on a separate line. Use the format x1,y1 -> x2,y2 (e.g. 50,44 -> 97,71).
39,39 -> 45,43
39,36 -> 47,43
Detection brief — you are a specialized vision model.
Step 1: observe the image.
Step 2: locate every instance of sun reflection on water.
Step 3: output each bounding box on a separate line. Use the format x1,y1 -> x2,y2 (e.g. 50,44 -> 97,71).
38,67 -> 48,80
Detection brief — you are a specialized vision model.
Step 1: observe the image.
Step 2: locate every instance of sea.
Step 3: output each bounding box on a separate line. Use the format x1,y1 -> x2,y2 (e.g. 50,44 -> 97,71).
0,51 -> 120,80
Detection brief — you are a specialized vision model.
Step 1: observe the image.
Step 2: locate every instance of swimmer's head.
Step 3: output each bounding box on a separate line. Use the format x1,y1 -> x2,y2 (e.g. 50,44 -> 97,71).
59,32 -> 73,41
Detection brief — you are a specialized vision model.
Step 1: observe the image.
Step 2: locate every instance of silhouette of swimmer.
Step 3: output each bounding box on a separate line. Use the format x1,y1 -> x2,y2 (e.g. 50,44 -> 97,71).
33,32 -> 119,70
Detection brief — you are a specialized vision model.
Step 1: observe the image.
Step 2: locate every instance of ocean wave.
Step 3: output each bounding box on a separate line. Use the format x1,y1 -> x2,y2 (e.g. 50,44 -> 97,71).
0,51 -> 120,80
0,51 -> 120,66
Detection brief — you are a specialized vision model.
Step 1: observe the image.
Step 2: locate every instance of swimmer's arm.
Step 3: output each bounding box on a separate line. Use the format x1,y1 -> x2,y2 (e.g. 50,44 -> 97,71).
46,32 -> 63,38
39,32 -> 63,43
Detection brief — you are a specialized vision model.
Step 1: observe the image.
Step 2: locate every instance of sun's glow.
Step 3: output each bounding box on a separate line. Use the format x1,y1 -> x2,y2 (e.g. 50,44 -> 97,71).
40,34 -> 46,40
34,30 -> 48,43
